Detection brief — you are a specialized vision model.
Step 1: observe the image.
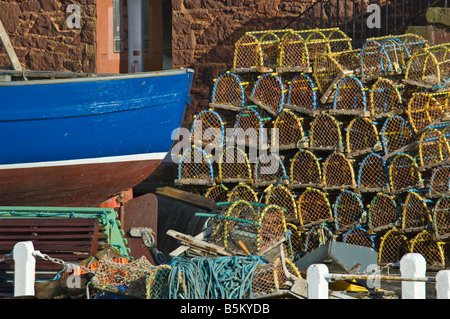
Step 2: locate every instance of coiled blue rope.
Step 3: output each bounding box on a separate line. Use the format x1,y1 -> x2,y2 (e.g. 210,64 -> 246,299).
166,255 -> 266,299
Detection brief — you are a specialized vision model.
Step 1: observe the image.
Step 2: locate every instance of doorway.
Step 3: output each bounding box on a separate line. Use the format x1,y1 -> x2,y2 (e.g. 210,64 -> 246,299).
96,0 -> 172,74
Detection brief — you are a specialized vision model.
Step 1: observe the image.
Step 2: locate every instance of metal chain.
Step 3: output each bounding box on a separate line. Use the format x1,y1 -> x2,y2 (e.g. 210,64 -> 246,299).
32,250 -> 77,270
0,252 -> 12,263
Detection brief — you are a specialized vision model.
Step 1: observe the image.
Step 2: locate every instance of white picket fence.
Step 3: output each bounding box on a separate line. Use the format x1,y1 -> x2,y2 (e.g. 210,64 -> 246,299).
307,253 -> 450,299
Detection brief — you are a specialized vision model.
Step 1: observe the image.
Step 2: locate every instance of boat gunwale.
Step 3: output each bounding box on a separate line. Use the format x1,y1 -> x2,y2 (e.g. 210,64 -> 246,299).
0,68 -> 194,86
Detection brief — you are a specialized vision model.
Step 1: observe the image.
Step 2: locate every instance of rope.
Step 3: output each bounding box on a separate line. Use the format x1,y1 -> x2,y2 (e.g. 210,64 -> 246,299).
167,255 -> 266,299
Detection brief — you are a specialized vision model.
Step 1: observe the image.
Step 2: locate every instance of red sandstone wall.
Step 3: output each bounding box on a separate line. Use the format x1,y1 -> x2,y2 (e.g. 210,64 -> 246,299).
0,0 -> 96,73
172,0 -> 317,126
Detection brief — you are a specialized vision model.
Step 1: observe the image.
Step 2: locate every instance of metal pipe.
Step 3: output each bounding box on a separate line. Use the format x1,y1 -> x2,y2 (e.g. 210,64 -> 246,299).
377,0 -> 381,36
361,0 -> 364,48
402,0 -> 405,26
385,0 -> 389,36
320,0 -> 324,28
329,0 -> 332,27
337,0 -> 340,28
353,0 -> 356,47
394,0 -> 397,32
344,0 -> 348,34
326,273 -> 436,283
312,3 -> 315,28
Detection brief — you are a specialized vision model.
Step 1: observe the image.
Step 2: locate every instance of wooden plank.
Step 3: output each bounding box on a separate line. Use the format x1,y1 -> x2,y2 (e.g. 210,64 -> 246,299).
248,96 -> 279,117
299,217 -> 334,231
166,229 -> 236,257
275,66 -> 312,73
283,104 -> 321,117
382,141 -> 418,162
169,229 -> 210,257
156,186 -> 217,211
328,109 -> 371,117
209,103 -> 244,112
320,70 -> 353,104
288,183 -> 323,189
335,221 -> 361,235
0,19 -> 23,71
402,79 -> 433,90
174,178 -> 215,186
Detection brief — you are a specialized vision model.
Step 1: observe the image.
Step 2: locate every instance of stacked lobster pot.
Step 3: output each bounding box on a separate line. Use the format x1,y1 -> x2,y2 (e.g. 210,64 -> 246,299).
174,27 -> 450,273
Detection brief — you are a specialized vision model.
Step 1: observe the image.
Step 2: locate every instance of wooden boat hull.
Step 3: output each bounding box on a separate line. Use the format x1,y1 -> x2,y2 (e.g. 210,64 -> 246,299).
0,69 -> 194,206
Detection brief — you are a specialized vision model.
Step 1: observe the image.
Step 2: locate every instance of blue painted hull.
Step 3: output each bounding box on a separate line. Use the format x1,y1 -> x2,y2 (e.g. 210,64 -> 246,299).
0,68 -> 193,206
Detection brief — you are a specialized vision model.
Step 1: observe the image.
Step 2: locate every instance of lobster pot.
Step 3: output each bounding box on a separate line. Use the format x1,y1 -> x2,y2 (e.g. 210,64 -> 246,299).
309,113 -> 343,151
433,91 -> 450,112
217,146 -> 252,184
304,224 -> 335,254
265,185 -> 298,220
332,76 -> 368,115
346,117 -> 379,158
276,31 -> 310,73
406,92 -> 444,134
324,28 -> 353,53
210,201 -> 287,255
313,49 -> 360,99
210,200 -> 257,252
284,73 -> 318,115
388,153 -> 422,193
175,146 -> 215,186
210,72 -> 247,112
410,231 -> 446,270
367,193 -> 400,233
342,225 -> 376,250
401,192 -> 432,233
190,109 -> 225,147
322,153 -> 356,190
289,149 -> 322,189
429,166 -> 450,198
233,107 -> 266,149
369,78 -> 403,118
296,188 -> 333,227
396,33 -> 429,55
381,115 -> 415,156
333,190 -> 365,233
228,182 -> 258,203
249,73 -> 286,116
205,184 -> 229,203
232,29 -> 292,73
356,153 -> 389,192
272,109 -> 304,150
433,196 -> 450,241
360,34 -> 426,80
252,257 -> 301,297
404,43 -> 450,91
285,223 -> 304,260
254,153 -> 288,188
418,128 -> 450,168
257,205 -> 288,253
296,28 -> 350,66
378,228 -> 410,265
91,256 -> 172,299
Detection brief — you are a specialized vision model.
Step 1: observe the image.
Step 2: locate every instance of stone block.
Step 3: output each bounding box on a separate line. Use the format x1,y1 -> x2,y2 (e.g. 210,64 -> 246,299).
426,7 -> 450,27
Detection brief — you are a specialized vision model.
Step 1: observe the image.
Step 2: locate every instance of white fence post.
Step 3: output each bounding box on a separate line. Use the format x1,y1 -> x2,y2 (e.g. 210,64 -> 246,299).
307,264 -> 329,299
400,253 -> 426,299
436,270 -> 450,299
13,241 -> 36,297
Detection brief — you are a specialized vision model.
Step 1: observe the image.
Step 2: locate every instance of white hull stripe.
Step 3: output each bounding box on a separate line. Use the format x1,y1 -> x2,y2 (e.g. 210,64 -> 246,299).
0,152 -> 167,170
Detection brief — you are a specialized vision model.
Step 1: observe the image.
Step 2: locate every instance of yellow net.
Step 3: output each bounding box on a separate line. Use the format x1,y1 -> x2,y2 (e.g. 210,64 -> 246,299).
322,153 -> 356,189
289,149 -> 322,189
296,188 -> 333,227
